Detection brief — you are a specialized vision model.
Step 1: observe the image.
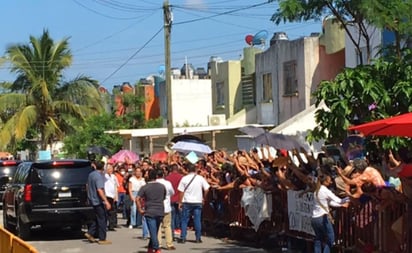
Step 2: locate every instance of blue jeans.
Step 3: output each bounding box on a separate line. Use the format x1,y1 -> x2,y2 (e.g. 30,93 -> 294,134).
117,192 -> 127,218
145,215 -> 163,250
171,202 -> 181,235
311,215 -> 335,253
180,203 -> 202,241
130,191 -> 138,226
141,216 -> 149,238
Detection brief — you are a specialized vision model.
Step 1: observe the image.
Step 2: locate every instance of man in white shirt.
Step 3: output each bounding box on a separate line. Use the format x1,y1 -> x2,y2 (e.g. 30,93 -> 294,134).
104,164 -> 119,231
156,169 -> 176,250
177,163 -> 210,244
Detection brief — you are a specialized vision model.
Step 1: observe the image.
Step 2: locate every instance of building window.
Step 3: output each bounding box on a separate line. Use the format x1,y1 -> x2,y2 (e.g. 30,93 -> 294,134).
216,81 -> 225,107
262,73 -> 272,102
284,60 -> 297,96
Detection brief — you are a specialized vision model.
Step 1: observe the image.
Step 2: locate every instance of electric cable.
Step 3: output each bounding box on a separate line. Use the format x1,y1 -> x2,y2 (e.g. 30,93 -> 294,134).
100,26 -> 163,85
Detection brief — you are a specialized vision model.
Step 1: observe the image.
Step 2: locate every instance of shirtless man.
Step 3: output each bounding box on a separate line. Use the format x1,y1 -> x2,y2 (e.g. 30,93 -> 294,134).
336,158 -> 385,198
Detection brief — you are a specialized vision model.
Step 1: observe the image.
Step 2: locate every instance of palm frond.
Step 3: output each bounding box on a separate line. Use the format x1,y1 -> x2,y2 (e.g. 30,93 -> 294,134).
15,105 -> 38,139
0,93 -> 27,111
0,115 -> 18,147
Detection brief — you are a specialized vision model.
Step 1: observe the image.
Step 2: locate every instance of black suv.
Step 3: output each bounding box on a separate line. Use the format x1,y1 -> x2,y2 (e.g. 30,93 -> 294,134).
2,159 -> 95,239
0,160 -> 22,207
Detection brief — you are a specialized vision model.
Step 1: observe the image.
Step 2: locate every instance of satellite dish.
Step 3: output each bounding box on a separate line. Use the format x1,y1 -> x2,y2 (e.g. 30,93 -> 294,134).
245,35 -> 254,45
252,30 -> 268,45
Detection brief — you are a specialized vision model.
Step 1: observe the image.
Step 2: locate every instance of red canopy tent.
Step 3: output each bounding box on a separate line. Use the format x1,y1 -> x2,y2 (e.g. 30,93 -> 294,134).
349,112 -> 412,137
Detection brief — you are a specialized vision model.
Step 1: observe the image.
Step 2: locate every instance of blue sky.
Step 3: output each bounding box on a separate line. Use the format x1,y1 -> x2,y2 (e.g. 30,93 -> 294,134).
0,0 -> 322,90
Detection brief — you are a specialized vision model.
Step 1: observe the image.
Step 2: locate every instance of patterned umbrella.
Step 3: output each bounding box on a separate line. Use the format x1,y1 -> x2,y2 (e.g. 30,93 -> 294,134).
172,141 -> 212,155
111,150 -> 139,164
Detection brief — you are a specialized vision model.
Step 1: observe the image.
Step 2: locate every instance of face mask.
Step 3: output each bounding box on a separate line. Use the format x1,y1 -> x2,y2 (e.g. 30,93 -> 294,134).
120,171 -> 126,175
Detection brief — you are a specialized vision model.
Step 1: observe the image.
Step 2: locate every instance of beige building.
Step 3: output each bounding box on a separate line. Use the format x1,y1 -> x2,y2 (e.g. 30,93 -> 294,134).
255,18 -> 345,126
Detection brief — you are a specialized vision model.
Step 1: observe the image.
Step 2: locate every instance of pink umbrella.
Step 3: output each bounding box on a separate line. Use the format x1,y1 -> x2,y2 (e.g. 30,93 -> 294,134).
111,150 -> 139,164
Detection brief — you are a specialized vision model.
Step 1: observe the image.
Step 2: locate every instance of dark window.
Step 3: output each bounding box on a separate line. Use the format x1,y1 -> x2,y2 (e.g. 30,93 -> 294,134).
13,164 -> 30,184
262,73 -> 272,102
284,60 -> 297,95
32,165 -> 92,184
216,81 -> 225,107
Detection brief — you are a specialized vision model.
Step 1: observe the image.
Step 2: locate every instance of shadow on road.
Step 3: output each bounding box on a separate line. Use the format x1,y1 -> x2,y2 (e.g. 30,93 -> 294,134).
26,227 -> 85,242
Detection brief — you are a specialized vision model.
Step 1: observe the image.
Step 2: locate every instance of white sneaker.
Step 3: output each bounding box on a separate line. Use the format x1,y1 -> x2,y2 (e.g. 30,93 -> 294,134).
128,225 -> 133,229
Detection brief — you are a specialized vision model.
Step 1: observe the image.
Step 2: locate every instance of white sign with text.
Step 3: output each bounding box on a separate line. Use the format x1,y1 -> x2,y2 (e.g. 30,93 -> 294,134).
287,190 -> 315,236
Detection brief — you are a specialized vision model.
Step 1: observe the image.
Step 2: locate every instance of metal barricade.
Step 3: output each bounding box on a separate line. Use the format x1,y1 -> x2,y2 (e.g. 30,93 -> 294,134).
0,227 -> 39,253
203,187 -> 410,253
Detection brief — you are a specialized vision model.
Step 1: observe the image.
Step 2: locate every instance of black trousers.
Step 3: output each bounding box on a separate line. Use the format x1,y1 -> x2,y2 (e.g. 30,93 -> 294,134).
88,204 -> 108,240
107,197 -> 117,229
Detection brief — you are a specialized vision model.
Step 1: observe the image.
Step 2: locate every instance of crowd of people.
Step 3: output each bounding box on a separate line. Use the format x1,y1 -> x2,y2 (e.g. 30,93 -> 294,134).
84,144 -> 412,253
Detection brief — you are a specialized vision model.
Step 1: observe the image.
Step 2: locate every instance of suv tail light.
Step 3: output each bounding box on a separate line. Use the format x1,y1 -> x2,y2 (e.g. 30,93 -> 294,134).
24,184 -> 32,202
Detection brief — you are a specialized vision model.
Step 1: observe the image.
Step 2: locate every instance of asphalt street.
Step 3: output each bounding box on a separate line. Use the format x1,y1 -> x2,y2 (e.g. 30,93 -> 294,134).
1,211 -> 268,253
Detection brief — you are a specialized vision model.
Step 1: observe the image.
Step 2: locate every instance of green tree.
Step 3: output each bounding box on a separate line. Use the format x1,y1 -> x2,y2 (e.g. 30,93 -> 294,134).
63,113 -> 124,159
119,92 -> 145,128
362,0 -> 412,58
308,50 -> 412,149
270,0 -> 412,64
0,30 -> 104,150
63,88 -> 163,159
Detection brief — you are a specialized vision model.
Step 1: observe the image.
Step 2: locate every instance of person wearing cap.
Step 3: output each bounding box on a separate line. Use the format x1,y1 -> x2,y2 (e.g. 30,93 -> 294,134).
336,158 -> 386,198
334,164 -> 356,197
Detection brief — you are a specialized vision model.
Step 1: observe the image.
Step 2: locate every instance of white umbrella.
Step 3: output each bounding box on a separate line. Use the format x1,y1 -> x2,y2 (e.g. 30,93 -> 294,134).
172,141 -> 212,155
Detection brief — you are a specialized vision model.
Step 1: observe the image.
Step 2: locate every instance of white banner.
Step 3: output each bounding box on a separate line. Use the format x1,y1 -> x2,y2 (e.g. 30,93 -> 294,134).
287,190 -> 315,235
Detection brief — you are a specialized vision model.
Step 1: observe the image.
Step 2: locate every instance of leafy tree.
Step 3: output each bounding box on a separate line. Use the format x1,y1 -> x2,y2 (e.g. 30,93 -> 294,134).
63,113 -> 124,159
307,49 -> 412,150
63,89 -> 163,159
362,0 -> 412,58
118,92 -> 145,128
0,30 -> 104,150
270,0 -> 412,64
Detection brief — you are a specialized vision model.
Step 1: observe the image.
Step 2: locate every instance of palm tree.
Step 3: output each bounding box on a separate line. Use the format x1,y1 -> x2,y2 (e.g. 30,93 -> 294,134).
0,30 -> 105,150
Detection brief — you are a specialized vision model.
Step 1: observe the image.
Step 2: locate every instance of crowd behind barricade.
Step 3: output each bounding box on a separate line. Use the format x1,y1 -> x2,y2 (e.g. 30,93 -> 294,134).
88,145 -> 412,253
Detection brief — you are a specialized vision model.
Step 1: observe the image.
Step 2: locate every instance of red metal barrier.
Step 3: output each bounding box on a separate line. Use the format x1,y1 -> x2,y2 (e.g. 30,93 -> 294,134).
203,187 -> 410,253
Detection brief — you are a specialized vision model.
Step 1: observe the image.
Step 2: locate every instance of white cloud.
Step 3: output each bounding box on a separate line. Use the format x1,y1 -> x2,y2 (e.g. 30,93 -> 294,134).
184,0 -> 207,10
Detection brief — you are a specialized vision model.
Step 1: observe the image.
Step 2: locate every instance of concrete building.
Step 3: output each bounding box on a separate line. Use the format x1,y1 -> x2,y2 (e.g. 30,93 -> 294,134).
210,47 -> 262,126
158,78 -> 212,127
345,24 -> 381,68
255,18 -> 345,126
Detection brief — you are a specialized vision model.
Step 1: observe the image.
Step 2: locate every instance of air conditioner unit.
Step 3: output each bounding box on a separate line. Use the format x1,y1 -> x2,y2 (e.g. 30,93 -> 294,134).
208,114 -> 226,126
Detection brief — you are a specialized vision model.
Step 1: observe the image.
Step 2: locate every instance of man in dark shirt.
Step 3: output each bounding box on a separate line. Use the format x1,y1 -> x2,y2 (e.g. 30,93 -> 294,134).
85,161 -> 112,245
136,169 -> 166,253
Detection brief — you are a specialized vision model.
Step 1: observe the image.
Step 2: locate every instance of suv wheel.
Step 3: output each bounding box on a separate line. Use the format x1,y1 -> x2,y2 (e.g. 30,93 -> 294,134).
16,214 -> 31,240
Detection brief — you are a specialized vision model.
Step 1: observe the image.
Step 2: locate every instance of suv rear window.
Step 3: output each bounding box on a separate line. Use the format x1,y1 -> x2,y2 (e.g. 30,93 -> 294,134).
0,162 -> 20,186
31,165 -> 93,184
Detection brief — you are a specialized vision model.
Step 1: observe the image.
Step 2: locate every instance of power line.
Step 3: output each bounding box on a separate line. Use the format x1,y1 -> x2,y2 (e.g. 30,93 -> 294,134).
100,26 -> 163,85
72,0 -> 153,20
172,1 -> 273,25
92,0 -> 161,12
73,11 -> 159,53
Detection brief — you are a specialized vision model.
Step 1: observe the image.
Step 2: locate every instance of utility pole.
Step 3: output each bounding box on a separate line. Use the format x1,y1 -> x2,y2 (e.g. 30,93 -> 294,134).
163,0 -> 173,141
